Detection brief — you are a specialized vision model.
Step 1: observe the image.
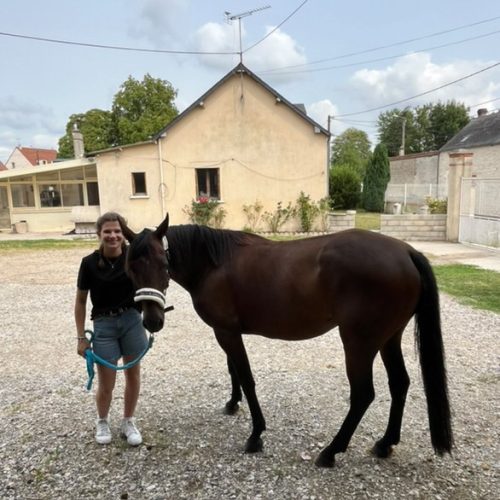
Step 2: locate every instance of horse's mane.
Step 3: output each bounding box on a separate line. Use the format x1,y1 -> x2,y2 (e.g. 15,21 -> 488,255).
168,225 -> 261,268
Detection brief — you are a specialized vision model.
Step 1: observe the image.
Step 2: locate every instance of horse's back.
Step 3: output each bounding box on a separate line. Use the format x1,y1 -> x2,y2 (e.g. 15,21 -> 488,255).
198,230 -> 421,340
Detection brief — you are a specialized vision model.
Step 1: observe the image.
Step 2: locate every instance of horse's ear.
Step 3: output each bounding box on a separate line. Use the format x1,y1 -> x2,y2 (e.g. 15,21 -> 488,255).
154,212 -> 170,238
121,221 -> 137,242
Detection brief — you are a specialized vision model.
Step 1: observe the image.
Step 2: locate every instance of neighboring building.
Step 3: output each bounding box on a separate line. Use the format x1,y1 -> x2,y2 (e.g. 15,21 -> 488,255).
0,63 -> 330,233
439,108 -> 500,245
386,108 -> 500,245
4,147 -> 58,169
0,161 -> 7,171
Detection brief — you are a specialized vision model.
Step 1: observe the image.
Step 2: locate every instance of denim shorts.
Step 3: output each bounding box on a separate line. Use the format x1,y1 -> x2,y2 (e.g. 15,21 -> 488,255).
92,308 -> 148,362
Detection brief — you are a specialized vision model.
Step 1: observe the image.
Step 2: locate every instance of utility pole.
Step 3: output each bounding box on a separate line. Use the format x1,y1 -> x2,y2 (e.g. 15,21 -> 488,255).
225,5 -> 271,63
399,118 -> 406,156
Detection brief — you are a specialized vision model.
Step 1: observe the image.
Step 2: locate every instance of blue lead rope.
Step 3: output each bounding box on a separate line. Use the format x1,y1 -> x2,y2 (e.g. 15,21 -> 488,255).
83,329 -> 154,391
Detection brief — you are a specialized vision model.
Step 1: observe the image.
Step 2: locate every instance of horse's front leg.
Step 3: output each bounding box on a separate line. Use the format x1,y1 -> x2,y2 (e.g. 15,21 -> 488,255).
214,329 -> 266,453
224,354 -> 242,415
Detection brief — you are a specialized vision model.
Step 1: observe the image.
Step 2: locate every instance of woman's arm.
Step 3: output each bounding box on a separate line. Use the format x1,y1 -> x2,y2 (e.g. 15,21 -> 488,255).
75,288 -> 89,357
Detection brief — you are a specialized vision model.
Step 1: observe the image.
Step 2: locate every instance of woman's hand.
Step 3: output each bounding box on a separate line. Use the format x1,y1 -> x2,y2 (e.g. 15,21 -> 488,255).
77,338 -> 90,357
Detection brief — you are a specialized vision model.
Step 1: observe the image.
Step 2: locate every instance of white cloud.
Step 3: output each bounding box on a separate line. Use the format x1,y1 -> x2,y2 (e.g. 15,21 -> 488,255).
193,23 -> 307,82
129,0 -> 189,46
307,99 -> 339,132
0,98 -> 63,161
349,53 -> 500,112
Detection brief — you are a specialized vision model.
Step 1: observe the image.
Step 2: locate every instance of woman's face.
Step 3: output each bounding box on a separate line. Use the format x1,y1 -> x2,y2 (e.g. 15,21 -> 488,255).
98,220 -> 124,253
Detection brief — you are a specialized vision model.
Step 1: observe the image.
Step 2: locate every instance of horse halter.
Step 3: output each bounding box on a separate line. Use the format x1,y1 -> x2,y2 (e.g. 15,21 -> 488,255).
133,234 -> 174,313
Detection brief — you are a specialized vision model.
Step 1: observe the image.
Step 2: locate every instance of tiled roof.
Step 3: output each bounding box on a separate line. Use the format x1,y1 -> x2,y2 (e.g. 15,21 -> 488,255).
440,111 -> 500,151
19,147 -> 57,165
0,161 -> 7,171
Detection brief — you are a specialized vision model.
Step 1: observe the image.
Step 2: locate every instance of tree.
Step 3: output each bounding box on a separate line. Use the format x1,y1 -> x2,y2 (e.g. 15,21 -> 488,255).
428,101 -> 470,149
329,165 -> 361,209
58,74 -> 178,157
362,143 -> 390,212
58,109 -> 115,158
377,101 -> 470,156
112,74 -> 178,145
330,128 -> 372,178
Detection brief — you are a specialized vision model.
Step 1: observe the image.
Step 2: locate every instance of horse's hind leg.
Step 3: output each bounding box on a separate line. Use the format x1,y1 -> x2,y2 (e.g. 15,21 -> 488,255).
316,344 -> 377,468
224,355 -> 242,415
214,329 -> 266,453
372,331 -> 410,458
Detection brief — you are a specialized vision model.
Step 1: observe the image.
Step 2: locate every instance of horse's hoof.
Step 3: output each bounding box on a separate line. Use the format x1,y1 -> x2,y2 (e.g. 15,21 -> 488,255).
244,437 -> 263,453
224,402 -> 239,416
315,451 -> 335,468
372,441 -> 393,458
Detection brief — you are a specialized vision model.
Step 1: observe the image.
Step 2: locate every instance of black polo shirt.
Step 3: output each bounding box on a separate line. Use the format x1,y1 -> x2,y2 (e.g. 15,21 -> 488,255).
77,250 -> 138,319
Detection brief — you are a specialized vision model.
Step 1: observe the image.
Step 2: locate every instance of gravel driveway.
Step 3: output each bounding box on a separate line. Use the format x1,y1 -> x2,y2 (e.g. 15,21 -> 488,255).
0,247 -> 498,499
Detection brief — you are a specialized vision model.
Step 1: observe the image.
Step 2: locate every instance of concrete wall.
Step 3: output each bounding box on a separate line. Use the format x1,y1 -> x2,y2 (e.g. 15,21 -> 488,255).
389,151 -> 443,185
381,214 -> 447,241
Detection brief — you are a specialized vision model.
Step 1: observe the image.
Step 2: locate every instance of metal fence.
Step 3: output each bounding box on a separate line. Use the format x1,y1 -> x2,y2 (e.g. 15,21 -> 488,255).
385,183 -> 447,209
459,178 -> 500,248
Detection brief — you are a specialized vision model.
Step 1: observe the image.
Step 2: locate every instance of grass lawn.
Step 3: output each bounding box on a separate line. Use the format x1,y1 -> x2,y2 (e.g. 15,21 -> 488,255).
434,264 -> 500,314
354,211 -> 381,231
0,239 -> 96,251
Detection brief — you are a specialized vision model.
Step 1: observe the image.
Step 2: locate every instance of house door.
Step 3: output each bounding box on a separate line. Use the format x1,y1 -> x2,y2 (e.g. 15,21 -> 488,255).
0,186 -> 11,230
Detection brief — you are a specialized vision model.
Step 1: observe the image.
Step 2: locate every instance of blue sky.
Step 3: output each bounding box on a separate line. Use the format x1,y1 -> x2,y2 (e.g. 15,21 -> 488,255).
1,0 -> 499,163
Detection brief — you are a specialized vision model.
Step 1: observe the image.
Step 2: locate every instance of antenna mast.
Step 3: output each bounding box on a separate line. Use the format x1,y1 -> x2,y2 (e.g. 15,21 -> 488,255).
225,5 -> 271,63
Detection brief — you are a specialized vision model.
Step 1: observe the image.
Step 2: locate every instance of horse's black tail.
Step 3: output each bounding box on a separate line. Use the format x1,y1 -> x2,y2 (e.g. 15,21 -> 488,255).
410,250 -> 453,455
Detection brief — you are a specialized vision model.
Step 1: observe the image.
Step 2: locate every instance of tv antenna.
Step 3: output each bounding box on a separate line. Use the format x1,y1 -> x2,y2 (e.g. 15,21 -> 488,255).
225,5 -> 271,63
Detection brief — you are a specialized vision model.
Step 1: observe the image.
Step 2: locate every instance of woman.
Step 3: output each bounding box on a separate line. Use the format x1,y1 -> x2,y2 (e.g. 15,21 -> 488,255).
75,212 -> 147,446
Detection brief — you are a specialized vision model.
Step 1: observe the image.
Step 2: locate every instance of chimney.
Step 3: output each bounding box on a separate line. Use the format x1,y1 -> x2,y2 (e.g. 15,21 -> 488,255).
477,108 -> 488,117
72,123 -> 85,158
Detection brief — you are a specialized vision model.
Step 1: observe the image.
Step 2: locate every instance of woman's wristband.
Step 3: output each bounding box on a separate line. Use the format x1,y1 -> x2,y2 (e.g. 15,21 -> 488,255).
76,336 -> 88,341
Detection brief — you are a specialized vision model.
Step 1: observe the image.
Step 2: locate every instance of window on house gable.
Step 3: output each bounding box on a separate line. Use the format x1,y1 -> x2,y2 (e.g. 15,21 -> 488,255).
196,168 -> 220,200
132,172 -> 147,195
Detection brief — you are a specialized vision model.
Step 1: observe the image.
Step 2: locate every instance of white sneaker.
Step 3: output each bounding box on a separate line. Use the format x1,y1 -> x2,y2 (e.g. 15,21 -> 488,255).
95,418 -> 112,445
121,418 -> 142,446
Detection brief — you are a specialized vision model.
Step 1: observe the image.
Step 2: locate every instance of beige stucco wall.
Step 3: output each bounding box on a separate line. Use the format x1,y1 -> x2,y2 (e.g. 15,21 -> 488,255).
96,72 -> 329,232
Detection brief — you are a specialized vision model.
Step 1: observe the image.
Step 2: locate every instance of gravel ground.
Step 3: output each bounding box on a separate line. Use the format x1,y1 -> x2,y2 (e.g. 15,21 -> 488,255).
0,247 -> 498,500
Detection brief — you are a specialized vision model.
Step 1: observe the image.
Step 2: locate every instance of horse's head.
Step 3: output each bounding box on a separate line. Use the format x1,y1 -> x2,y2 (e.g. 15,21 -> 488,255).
123,214 -> 171,333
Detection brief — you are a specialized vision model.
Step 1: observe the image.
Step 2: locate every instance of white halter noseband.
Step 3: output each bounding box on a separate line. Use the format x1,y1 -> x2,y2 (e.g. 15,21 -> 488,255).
133,234 -> 170,310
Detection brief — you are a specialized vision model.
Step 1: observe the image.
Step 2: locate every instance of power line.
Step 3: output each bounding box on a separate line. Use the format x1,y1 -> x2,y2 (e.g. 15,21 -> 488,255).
0,30 -> 239,55
259,28 -> 500,76
243,0 -> 309,53
335,61 -> 500,117
261,14 -> 500,73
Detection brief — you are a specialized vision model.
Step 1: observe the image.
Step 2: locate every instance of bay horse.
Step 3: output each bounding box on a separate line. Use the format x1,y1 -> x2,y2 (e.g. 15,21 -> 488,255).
122,214 -> 453,468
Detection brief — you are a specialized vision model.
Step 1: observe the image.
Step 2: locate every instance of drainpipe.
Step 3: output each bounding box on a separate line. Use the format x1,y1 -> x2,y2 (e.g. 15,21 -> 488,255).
157,134 -> 166,219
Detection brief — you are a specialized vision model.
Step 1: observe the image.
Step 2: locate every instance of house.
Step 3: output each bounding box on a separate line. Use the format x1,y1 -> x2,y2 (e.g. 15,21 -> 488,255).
93,63 -> 330,231
0,63 -> 330,233
386,108 -> 500,245
439,108 -> 500,245
0,161 -> 7,171
4,147 -> 58,169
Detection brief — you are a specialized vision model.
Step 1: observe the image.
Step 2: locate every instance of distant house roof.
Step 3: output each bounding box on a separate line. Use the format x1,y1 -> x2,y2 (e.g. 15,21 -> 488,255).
440,111 -> 500,152
19,147 -> 58,165
0,161 -> 6,171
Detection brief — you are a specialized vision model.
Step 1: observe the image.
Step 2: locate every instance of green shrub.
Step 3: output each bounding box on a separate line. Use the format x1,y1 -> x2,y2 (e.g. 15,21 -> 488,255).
295,191 -> 320,232
329,166 -> 361,209
183,197 -> 227,228
242,200 -> 264,232
262,201 -> 296,232
425,196 -> 447,214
